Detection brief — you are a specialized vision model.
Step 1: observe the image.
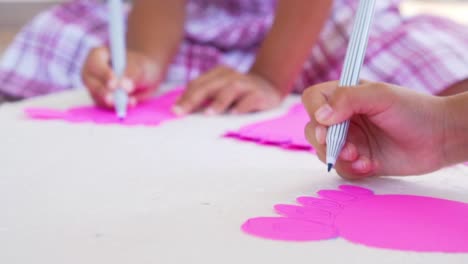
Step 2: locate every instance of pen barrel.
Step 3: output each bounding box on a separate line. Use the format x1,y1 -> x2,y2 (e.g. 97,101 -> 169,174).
339,0 -> 376,87
108,0 -> 126,77
325,0 -> 376,167
326,120 -> 349,165
114,89 -> 128,118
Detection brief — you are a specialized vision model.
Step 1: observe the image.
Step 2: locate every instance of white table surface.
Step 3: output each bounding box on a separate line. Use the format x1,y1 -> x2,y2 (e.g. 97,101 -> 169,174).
1,88 -> 468,264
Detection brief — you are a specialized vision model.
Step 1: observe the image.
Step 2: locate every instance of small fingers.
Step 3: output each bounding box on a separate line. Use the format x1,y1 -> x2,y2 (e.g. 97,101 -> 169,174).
206,86 -> 244,115
334,156 -> 377,180
339,142 -> 359,162
129,84 -> 159,105
108,77 -> 134,93
350,156 -> 374,174
175,75 -> 229,115
305,122 -> 326,164
231,93 -> 264,114
315,125 -> 327,145
175,87 -> 215,115
124,57 -> 159,94
83,76 -> 113,108
302,81 -> 339,120
85,47 -> 113,83
305,118 -> 369,178
190,66 -> 231,89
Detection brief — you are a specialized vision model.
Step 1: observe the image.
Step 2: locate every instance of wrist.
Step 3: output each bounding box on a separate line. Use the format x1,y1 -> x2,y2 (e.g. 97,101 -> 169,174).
248,66 -> 291,98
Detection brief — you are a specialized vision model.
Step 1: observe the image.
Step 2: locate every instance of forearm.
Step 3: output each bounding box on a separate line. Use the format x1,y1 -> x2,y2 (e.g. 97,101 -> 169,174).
442,92 -> 468,165
249,0 -> 333,96
127,0 -> 186,69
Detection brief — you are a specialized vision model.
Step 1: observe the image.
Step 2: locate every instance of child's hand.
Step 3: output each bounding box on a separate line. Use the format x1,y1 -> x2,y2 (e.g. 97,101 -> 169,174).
174,66 -> 282,115
302,81 -> 448,179
82,47 -> 161,108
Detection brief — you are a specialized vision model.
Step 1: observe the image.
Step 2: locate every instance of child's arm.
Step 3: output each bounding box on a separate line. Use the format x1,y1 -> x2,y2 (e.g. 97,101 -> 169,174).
250,0 -> 333,95
175,0 -> 333,115
302,81 -> 468,179
127,0 -> 185,75
82,0 -> 186,108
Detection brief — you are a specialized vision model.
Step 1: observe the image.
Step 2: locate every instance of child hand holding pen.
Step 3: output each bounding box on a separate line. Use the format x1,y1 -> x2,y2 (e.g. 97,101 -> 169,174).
302,81 -> 468,179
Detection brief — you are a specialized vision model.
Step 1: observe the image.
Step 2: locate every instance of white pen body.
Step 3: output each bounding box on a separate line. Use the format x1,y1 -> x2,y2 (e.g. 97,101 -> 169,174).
324,0 -> 376,170
108,0 -> 128,118
326,120 -> 349,167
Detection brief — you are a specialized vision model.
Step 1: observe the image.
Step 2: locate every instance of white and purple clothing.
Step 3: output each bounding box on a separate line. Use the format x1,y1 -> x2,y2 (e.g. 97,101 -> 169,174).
1,0 -> 468,99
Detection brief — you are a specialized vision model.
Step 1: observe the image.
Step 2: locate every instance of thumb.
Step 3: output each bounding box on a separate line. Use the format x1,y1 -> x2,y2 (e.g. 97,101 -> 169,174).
314,82 -> 396,126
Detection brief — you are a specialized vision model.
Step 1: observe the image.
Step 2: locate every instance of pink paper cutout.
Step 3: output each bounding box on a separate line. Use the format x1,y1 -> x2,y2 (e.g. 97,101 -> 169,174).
242,185 -> 468,252
225,103 -> 314,152
25,89 -> 183,126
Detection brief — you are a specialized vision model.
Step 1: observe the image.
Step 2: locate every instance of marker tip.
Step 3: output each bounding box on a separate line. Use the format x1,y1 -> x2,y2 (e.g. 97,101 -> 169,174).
117,112 -> 126,121
327,163 -> 333,172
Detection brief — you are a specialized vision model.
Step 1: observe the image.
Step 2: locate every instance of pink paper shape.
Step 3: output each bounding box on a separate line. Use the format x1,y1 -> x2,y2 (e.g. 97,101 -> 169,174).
225,103 -> 313,152
25,89 -> 183,126
242,185 -> 468,252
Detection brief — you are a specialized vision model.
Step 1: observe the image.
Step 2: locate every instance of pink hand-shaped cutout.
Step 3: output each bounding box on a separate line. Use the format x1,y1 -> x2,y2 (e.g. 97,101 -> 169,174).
242,185 -> 468,252
226,103 -> 313,151
25,89 -> 183,126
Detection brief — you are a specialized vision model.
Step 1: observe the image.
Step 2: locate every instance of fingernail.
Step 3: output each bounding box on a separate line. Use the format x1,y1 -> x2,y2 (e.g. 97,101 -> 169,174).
315,126 -> 326,144
352,158 -> 370,172
315,104 -> 334,122
204,108 -> 216,116
121,78 -> 134,92
172,106 -> 186,116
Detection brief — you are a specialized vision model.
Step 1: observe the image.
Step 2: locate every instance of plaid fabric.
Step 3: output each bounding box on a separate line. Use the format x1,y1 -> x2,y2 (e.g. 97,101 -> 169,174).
1,0 -> 467,99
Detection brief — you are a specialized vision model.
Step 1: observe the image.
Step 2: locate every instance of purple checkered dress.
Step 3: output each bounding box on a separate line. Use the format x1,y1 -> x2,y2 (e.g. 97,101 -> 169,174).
1,0 -> 468,99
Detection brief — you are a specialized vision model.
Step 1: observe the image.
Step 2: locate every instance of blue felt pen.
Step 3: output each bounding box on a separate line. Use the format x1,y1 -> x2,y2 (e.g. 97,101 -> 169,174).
108,0 -> 128,119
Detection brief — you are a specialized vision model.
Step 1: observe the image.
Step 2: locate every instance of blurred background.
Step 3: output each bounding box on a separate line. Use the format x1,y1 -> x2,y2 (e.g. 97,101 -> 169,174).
0,0 -> 467,55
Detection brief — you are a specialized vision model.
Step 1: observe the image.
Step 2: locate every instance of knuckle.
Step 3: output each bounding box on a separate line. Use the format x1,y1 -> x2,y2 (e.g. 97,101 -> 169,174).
301,87 -> 314,104
182,94 -> 201,107
186,82 -> 204,94
216,96 -> 230,107
302,85 -> 314,96
332,88 -> 350,106
190,91 -> 205,102
302,84 -> 321,101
